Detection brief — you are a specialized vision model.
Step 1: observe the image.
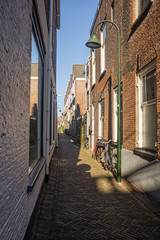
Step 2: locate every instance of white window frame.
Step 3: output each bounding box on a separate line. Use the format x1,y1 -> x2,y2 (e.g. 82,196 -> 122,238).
111,0 -> 114,22
92,104 -> 95,150
137,61 -> 156,148
113,88 -> 118,142
98,100 -> 105,139
92,50 -> 96,85
101,24 -> 106,74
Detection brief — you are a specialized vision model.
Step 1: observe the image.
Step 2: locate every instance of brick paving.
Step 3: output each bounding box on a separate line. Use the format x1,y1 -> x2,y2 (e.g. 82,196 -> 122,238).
28,134 -> 160,240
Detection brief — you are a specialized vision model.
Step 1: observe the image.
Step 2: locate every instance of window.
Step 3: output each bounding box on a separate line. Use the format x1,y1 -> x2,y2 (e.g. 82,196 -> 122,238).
92,50 -> 96,85
136,0 -> 151,17
111,1 -> 114,22
99,100 -> 105,138
49,85 -> 53,147
29,33 -> 44,171
29,8 -> 45,172
101,24 -> 106,74
114,85 -> 123,143
137,63 -> 156,150
53,97 -> 56,142
92,104 -> 95,150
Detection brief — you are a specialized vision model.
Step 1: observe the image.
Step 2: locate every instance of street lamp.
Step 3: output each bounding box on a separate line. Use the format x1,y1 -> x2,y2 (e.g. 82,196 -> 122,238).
85,20 -> 121,183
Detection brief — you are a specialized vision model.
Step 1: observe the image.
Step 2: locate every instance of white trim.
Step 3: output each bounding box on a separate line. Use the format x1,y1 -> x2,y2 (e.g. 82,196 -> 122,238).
31,76 -> 38,79
92,50 -> 96,85
113,88 -> 118,142
137,61 -> 156,148
98,103 -> 101,138
92,104 -> 95,150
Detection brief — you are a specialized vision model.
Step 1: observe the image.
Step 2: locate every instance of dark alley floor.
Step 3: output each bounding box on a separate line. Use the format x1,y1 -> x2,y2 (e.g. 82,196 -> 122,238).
28,133 -> 160,240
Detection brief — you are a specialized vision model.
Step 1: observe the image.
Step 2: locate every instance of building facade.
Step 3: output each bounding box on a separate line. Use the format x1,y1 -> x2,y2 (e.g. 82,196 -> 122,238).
86,0 -> 160,202
0,0 -> 60,239
64,64 -> 86,139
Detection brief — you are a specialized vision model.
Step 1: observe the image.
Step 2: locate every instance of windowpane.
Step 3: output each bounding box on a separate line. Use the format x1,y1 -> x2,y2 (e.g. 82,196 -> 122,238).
103,25 -> 106,42
101,24 -> 107,73
29,33 -> 43,169
138,0 -> 151,16
142,0 -> 151,10
143,69 -> 156,102
101,101 -> 104,138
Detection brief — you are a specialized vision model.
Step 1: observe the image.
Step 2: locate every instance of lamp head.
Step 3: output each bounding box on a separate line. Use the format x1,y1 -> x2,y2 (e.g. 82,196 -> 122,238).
85,34 -> 101,49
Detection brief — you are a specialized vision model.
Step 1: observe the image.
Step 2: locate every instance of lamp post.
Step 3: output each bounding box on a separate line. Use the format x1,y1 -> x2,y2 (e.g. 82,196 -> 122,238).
85,20 -> 121,183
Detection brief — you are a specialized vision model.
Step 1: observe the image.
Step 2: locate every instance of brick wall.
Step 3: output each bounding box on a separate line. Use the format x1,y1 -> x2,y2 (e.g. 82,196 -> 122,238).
0,1 -> 32,239
76,80 -> 86,116
89,0 -> 160,153
0,0 -> 58,239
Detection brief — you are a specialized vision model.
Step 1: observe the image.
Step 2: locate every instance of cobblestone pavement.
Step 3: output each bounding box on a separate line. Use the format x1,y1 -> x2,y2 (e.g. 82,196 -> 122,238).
29,134 -> 160,240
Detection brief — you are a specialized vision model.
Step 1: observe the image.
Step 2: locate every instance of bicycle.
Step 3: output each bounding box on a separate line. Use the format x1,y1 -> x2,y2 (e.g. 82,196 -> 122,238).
102,140 -> 117,175
83,135 -> 89,149
92,137 -> 105,163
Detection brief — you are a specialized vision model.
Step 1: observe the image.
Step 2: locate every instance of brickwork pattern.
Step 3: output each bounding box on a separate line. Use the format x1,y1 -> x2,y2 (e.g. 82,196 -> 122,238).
0,1 -> 32,239
0,0 -> 58,239
29,134 -> 160,239
89,0 -> 160,152
76,80 -> 86,116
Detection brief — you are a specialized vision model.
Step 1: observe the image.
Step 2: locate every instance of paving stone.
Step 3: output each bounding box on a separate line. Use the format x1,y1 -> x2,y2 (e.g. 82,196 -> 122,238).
28,134 -> 160,240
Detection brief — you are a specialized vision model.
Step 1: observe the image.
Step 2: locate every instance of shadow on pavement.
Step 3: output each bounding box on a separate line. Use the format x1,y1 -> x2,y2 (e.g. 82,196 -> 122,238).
28,133 -> 160,240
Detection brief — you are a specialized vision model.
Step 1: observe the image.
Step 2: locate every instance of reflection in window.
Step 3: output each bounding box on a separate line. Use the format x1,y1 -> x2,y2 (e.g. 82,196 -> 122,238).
143,69 -> 156,103
99,100 -> 104,138
138,67 -> 157,150
137,0 -> 151,16
29,33 -> 43,170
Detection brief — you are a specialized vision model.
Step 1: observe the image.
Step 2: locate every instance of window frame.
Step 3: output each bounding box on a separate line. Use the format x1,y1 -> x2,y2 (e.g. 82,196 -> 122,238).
27,3 -> 46,192
113,85 -> 123,143
137,61 -> 156,150
100,24 -> 106,74
98,100 -> 105,138
111,0 -> 115,22
136,0 -> 152,19
91,49 -> 96,86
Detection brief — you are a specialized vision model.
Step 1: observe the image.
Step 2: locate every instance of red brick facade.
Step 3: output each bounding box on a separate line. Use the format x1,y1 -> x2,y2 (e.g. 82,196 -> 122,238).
89,0 -> 160,155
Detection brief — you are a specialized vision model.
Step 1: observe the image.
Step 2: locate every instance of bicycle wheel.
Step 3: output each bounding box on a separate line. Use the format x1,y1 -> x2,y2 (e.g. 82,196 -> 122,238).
97,148 -> 101,163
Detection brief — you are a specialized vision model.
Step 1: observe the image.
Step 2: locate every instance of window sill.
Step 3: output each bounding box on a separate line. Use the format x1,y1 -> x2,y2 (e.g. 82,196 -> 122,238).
27,157 -> 46,193
128,2 -> 152,40
133,147 -> 157,161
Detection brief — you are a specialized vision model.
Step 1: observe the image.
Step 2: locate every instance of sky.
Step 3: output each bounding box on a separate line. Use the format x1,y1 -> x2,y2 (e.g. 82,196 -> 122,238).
56,0 -> 100,116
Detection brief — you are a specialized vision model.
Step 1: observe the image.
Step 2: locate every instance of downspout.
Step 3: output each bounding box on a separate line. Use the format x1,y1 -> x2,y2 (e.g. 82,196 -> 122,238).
43,55 -> 47,158
55,93 -> 58,147
46,0 -> 53,182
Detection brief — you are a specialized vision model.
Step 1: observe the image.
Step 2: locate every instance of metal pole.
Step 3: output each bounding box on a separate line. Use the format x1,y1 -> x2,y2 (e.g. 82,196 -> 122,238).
93,20 -> 121,182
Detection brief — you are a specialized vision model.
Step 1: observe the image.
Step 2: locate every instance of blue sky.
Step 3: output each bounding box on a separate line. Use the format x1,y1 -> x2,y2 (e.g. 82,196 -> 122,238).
57,0 -> 100,116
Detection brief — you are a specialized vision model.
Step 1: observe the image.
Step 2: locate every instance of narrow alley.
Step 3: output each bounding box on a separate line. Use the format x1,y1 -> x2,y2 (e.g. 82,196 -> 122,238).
27,134 -> 160,240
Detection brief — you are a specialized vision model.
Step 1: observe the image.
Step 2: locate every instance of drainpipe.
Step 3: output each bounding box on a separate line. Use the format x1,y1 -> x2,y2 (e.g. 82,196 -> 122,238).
43,55 -> 47,158
55,93 -> 58,147
46,0 -> 53,183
